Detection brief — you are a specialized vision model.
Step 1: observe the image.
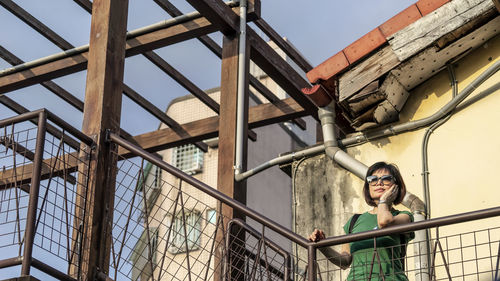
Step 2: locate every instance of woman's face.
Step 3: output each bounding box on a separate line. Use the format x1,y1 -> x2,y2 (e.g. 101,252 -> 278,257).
368,168 -> 394,201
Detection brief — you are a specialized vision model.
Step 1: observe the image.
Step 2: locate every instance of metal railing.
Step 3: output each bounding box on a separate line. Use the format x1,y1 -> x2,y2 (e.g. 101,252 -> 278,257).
0,109 -> 93,280
1,110 -> 500,281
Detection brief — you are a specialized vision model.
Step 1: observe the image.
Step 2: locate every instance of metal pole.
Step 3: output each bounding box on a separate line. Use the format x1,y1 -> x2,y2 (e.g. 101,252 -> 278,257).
307,245 -> 317,281
21,110 -> 47,275
234,0 -> 247,175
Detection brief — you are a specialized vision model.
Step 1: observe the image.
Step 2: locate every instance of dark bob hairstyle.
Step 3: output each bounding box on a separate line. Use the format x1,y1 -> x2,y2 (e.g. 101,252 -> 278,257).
363,161 -> 406,207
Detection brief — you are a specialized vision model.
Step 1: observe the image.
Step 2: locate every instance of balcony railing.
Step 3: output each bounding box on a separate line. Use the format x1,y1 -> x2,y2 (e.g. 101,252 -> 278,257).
1,110 -> 499,281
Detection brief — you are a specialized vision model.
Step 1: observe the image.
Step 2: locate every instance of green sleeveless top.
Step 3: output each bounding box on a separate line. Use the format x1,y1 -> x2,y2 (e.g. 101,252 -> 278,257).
342,210 -> 414,281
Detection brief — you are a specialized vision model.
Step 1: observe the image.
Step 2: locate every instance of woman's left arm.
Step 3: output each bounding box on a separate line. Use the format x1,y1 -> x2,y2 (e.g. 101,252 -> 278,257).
377,185 -> 411,228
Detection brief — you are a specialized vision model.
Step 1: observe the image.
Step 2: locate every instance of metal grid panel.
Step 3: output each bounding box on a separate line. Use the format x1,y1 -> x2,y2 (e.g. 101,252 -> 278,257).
312,223 -> 500,281
0,118 -> 91,280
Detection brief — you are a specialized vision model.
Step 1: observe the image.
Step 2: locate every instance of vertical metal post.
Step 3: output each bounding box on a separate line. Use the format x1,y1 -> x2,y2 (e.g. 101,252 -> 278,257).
21,110 -> 47,275
308,245 -> 317,281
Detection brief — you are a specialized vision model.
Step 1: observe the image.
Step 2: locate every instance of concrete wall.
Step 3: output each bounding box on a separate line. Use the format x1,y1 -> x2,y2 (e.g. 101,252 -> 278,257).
292,34 -> 500,280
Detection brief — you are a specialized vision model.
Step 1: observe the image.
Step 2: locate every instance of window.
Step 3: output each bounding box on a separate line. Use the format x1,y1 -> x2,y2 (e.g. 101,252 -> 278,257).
172,144 -> 203,175
168,211 -> 201,254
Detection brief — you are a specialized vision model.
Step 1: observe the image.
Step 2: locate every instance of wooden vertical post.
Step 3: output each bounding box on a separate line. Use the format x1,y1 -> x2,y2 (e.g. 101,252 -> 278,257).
215,33 -> 250,280
75,0 -> 129,280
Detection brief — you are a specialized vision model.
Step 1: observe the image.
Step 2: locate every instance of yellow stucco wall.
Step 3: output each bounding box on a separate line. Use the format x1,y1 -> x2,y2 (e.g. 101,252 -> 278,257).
336,34 -> 500,280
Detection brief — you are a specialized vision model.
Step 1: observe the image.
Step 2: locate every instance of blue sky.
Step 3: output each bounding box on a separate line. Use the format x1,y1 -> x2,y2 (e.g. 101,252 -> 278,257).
1,0 -> 415,135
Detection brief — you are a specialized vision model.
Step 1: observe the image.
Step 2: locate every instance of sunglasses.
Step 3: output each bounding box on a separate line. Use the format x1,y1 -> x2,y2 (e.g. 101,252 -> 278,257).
366,175 -> 395,186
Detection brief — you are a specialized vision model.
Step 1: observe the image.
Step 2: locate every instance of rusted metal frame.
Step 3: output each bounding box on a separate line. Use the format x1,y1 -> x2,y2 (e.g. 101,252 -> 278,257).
495,236 -> 500,281
429,227 -> 452,280
178,183 -> 194,281
202,200 -> 226,281
367,238 -> 385,281
247,27 -> 318,119
107,132 -> 309,247
224,223 -> 247,280
0,256 -> 23,269
121,83 -> 208,152
8,124 -> 23,256
110,159 -> 142,281
253,18 -> 312,72
0,46 -> 85,111
156,184 -> 182,280
138,160 -> 156,281
31,257 -> 78,281
248,238 -> 264,281
32,130 -> 65,241
60,139 -> 73,271
261,235 -> 274,281
227,219 -> 291,281
1,133 -> 77,185
0,98 -> 81,149
1,134 -> 34,162
307,245 -> 317,281
153,0 -> 307,130
21,110 -> 46,275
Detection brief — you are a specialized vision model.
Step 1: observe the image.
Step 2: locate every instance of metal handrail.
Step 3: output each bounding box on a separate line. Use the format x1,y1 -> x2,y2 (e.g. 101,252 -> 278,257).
107,131 -> 310,247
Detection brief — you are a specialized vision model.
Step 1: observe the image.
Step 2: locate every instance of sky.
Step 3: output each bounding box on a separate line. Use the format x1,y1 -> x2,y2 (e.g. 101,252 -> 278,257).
0,0 -> 416,136
0,0 -> 416,279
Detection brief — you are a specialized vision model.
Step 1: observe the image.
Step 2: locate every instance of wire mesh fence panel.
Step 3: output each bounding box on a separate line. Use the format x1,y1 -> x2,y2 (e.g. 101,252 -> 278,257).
311,221 -> 500,281
108,149 -> 299,281
109,153 -> 233,281
0,117 -> 92,280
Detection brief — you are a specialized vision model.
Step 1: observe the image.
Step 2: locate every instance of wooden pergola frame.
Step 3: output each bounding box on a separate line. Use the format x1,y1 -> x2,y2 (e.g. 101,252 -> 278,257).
0,0 -> 336,280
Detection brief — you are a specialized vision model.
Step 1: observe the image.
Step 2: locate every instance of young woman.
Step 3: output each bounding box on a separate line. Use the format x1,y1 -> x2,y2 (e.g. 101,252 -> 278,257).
309,162 -> 414,280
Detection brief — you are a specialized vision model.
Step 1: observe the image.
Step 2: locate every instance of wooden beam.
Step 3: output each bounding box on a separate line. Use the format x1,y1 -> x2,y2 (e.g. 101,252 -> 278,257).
0,16 -> 217,94
0,46 -> 85,111
338,46 -> 400,102
214,33 -> 249,281
0,0 -> 74,50
0,95 -> 81,149
75,0 -> 129,279
254,18 -> 312,72
124,96 -> 306,156
0,135 -> 77,185
142,51 -> 220,113
151,0 -> 309,130
122,83 -> 208,152
247,27 -> 318,117
184,0 -> 239,36
0,97 -> 306,189
249,75 -> 306,130
0,151 -> 80,189
71,0 -> 212,150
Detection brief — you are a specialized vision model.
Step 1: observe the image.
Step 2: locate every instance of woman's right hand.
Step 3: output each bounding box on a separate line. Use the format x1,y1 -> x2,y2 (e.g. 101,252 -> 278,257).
308,229 -> 325,242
